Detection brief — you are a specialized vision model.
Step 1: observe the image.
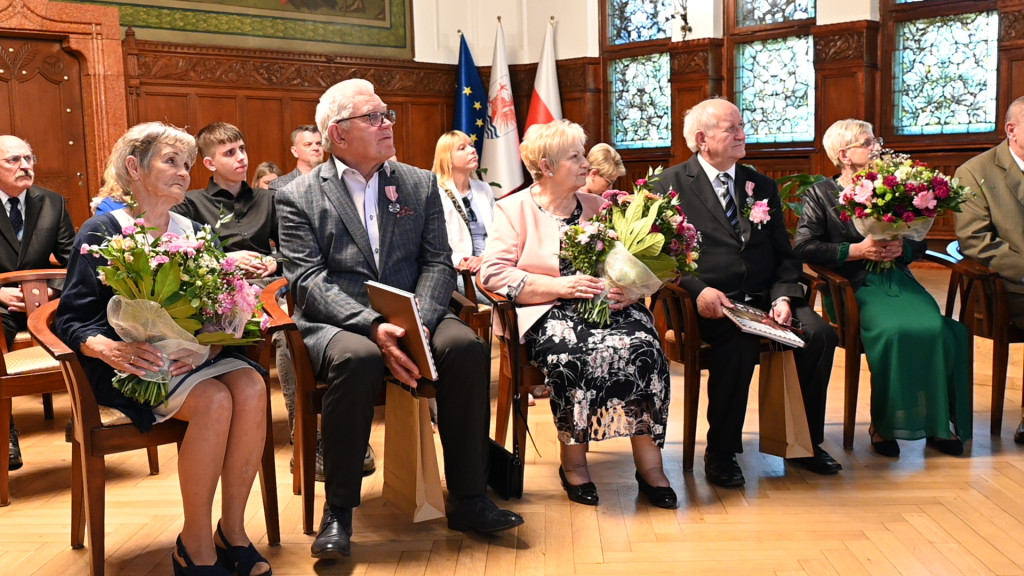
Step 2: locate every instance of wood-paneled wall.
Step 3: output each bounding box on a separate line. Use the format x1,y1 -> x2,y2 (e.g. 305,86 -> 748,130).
123,30 -> 606,191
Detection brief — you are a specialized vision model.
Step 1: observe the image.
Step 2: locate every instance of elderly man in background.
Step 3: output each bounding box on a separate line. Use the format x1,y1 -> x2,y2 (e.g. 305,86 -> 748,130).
276,78 -> 523,560
0,135 -> 75,471
955,94 -> 1024,443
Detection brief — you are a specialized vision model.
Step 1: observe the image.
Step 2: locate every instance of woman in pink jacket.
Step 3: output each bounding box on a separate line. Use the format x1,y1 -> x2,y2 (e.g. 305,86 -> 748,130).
480,120 -> 675,509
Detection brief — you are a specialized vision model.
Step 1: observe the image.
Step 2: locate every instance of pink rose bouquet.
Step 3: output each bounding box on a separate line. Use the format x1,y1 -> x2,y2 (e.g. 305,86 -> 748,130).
836,150 -> 971,270
562,166 -> 701,327
81,218 -> 263,406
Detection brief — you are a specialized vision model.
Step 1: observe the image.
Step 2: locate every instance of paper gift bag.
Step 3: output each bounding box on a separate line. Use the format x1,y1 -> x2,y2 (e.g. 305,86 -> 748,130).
758,349 -> 815,459
382,381 -> 445,522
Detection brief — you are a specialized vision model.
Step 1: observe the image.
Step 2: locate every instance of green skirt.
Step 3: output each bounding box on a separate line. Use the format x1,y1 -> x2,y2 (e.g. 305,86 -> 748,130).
855,268 -> 972,441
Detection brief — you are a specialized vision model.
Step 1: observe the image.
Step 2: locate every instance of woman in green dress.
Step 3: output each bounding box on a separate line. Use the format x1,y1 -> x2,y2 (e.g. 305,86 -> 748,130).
793,119 -> 971,457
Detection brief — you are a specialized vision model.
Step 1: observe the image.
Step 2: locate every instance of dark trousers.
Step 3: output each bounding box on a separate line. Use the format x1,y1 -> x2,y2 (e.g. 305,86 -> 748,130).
698,301 -> 837,454
318,317 -> 489,507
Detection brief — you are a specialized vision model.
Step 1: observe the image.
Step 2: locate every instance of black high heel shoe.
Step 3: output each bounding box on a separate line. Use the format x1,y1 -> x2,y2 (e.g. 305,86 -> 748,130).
214,521 -> 273,576
172,535 -> 231,576
559,466 -> 598,506
927,436 -> 964,456
869,426 -> 900,458
635,471 -> 677,509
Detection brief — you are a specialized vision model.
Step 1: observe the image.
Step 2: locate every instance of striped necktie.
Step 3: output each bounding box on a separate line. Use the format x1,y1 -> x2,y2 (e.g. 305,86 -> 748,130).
8,197 -> 22,237
718,172 -> 739,229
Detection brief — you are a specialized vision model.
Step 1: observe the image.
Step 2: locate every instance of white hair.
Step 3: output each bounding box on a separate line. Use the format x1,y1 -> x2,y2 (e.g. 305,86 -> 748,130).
315,78 -> 376,153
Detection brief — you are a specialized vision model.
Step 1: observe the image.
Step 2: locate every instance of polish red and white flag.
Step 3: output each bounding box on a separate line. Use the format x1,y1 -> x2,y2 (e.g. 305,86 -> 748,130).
524,20 -> 562,133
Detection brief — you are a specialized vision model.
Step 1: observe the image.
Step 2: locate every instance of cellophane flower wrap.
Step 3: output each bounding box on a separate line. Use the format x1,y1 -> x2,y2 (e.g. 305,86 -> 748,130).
80,217 -> 264,407
836,150 -> 972,271
561,166 -> 701,327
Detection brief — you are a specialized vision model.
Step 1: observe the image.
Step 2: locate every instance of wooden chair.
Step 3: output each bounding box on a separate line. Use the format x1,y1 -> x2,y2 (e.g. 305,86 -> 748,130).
28,299 -> 280,576
650,274 -> 822,471
939,241 -> 1024,436
259,278 -> 445,534
807,251 -> 990,447
458,268 -> 493,349
0,269 -> 68,505
473,277 -> 544,452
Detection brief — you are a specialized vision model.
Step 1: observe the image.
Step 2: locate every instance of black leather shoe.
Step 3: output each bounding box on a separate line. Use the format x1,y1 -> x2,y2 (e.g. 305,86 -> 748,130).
1014,418 -> 1024,444
927,436 -> 964,456
8,426 -> 22,471
704,452 -> 744,487
788,446 -> 842,475
310,503 -> 352,559
558,466 -> 598,506
869,427 -> 900,457
635,471 -> 677,509
446,494 -> 524,533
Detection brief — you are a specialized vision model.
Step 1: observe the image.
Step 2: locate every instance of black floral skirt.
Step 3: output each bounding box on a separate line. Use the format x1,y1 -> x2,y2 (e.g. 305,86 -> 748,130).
524,302 -> 670,446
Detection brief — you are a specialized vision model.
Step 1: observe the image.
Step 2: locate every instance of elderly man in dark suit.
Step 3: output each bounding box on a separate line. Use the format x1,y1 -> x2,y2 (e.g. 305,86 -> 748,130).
0,135 -> 75,471
276,78 -> 523,559
652,98 -> 840,488
955,94 -> 1024,443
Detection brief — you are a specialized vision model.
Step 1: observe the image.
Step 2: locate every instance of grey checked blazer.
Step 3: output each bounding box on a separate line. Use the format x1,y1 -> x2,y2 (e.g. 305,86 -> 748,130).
275,159 -> 456,368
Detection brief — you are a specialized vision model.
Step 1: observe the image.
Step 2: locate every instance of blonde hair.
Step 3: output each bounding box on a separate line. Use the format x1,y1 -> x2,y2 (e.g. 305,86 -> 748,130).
99,122 -> 197,205
822,119 -> 874,169
587,143 -> 625,181
251,161 -> 283,188
431,130 -> 479,190
520,120 -> 587,182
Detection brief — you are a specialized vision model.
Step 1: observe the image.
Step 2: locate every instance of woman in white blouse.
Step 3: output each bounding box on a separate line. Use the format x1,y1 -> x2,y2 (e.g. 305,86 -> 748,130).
431,130 -> 496,302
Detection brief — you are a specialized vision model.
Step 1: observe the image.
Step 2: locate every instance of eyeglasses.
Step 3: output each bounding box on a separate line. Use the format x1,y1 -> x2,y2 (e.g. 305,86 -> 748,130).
333,109 -> 397,127
461,197 -> 477,223
842,137 -> 883,151
602,176 -> 615,187
1,154 -> 37,167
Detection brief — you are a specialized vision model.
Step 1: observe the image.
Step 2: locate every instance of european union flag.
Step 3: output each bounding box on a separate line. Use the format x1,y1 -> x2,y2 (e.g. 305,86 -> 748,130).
454,35 -> 487,156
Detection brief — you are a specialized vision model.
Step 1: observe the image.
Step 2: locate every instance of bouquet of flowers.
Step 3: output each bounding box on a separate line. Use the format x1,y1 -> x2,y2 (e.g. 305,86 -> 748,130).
836,150 -> 972,270
562,166 -> 701,327
81,217 -> 265,406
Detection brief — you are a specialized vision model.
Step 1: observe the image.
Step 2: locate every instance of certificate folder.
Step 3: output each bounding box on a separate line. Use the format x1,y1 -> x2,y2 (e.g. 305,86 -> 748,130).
365,281 -> 439,381
722,300 -> 806,349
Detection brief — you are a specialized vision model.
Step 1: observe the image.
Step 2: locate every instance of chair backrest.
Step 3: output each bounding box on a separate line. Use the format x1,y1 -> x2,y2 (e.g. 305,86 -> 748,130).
258,278 -> 315,393
0,269 -> 67,355
930,240 -> 1007,340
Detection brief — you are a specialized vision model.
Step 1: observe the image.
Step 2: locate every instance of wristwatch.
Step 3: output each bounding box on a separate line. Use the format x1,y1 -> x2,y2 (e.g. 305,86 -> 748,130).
771,296 -> 791,308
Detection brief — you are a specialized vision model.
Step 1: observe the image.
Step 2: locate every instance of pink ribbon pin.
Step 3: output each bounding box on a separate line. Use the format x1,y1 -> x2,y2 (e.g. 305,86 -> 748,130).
385,186 -> 398,203
745,181 -> 755,196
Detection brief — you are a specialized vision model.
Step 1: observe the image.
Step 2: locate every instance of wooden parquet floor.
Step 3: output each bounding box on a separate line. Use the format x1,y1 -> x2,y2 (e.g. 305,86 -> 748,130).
4,265 -> 1024,575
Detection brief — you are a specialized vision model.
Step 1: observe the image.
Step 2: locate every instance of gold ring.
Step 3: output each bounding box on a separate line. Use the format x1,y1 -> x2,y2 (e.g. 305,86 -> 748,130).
130,355 -> 135,364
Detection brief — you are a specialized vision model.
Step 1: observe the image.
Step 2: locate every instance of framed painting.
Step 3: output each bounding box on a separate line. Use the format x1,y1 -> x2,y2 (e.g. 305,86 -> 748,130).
67,0 -> 412,58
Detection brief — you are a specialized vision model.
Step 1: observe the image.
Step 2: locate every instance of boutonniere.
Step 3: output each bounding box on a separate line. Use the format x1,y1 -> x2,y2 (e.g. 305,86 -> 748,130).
395,205 -> 415,218
740,181 -> 771,228
385,185 -> 400,213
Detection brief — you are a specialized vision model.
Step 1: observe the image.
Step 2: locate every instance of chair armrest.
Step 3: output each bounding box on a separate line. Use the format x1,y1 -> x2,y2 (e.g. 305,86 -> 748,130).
259,277 -> 295,336
805,263 -> 860,346
27,299 -> 76,362
449,290 -> 476,324
923,249 -> 1004,329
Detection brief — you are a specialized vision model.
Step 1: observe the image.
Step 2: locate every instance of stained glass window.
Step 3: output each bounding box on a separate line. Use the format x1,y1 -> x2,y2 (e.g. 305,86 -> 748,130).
735,35 -> 815,143
736,0 -> 815,28
610,54 -> 672,149
893,12 -> 998,135
608,0 -> 672,45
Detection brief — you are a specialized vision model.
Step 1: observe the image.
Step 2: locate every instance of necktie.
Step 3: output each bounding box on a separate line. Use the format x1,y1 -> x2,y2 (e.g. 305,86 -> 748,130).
718,172 -> 739,229
8,197 -> 22,236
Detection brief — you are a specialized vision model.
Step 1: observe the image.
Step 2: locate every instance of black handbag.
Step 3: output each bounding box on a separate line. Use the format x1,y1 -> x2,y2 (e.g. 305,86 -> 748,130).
487,391 -> 525,499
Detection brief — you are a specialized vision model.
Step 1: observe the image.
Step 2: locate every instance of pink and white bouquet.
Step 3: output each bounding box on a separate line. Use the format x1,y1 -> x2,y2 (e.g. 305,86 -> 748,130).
81,217 -> 264,406
562,166 -> 701,327
836,150 -> 971,270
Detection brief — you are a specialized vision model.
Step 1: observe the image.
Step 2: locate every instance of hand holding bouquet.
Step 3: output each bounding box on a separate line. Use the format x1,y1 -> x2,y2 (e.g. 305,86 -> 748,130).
81,217 -> 265,406
836,150 -> 971,271
561,167 -> 701,327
